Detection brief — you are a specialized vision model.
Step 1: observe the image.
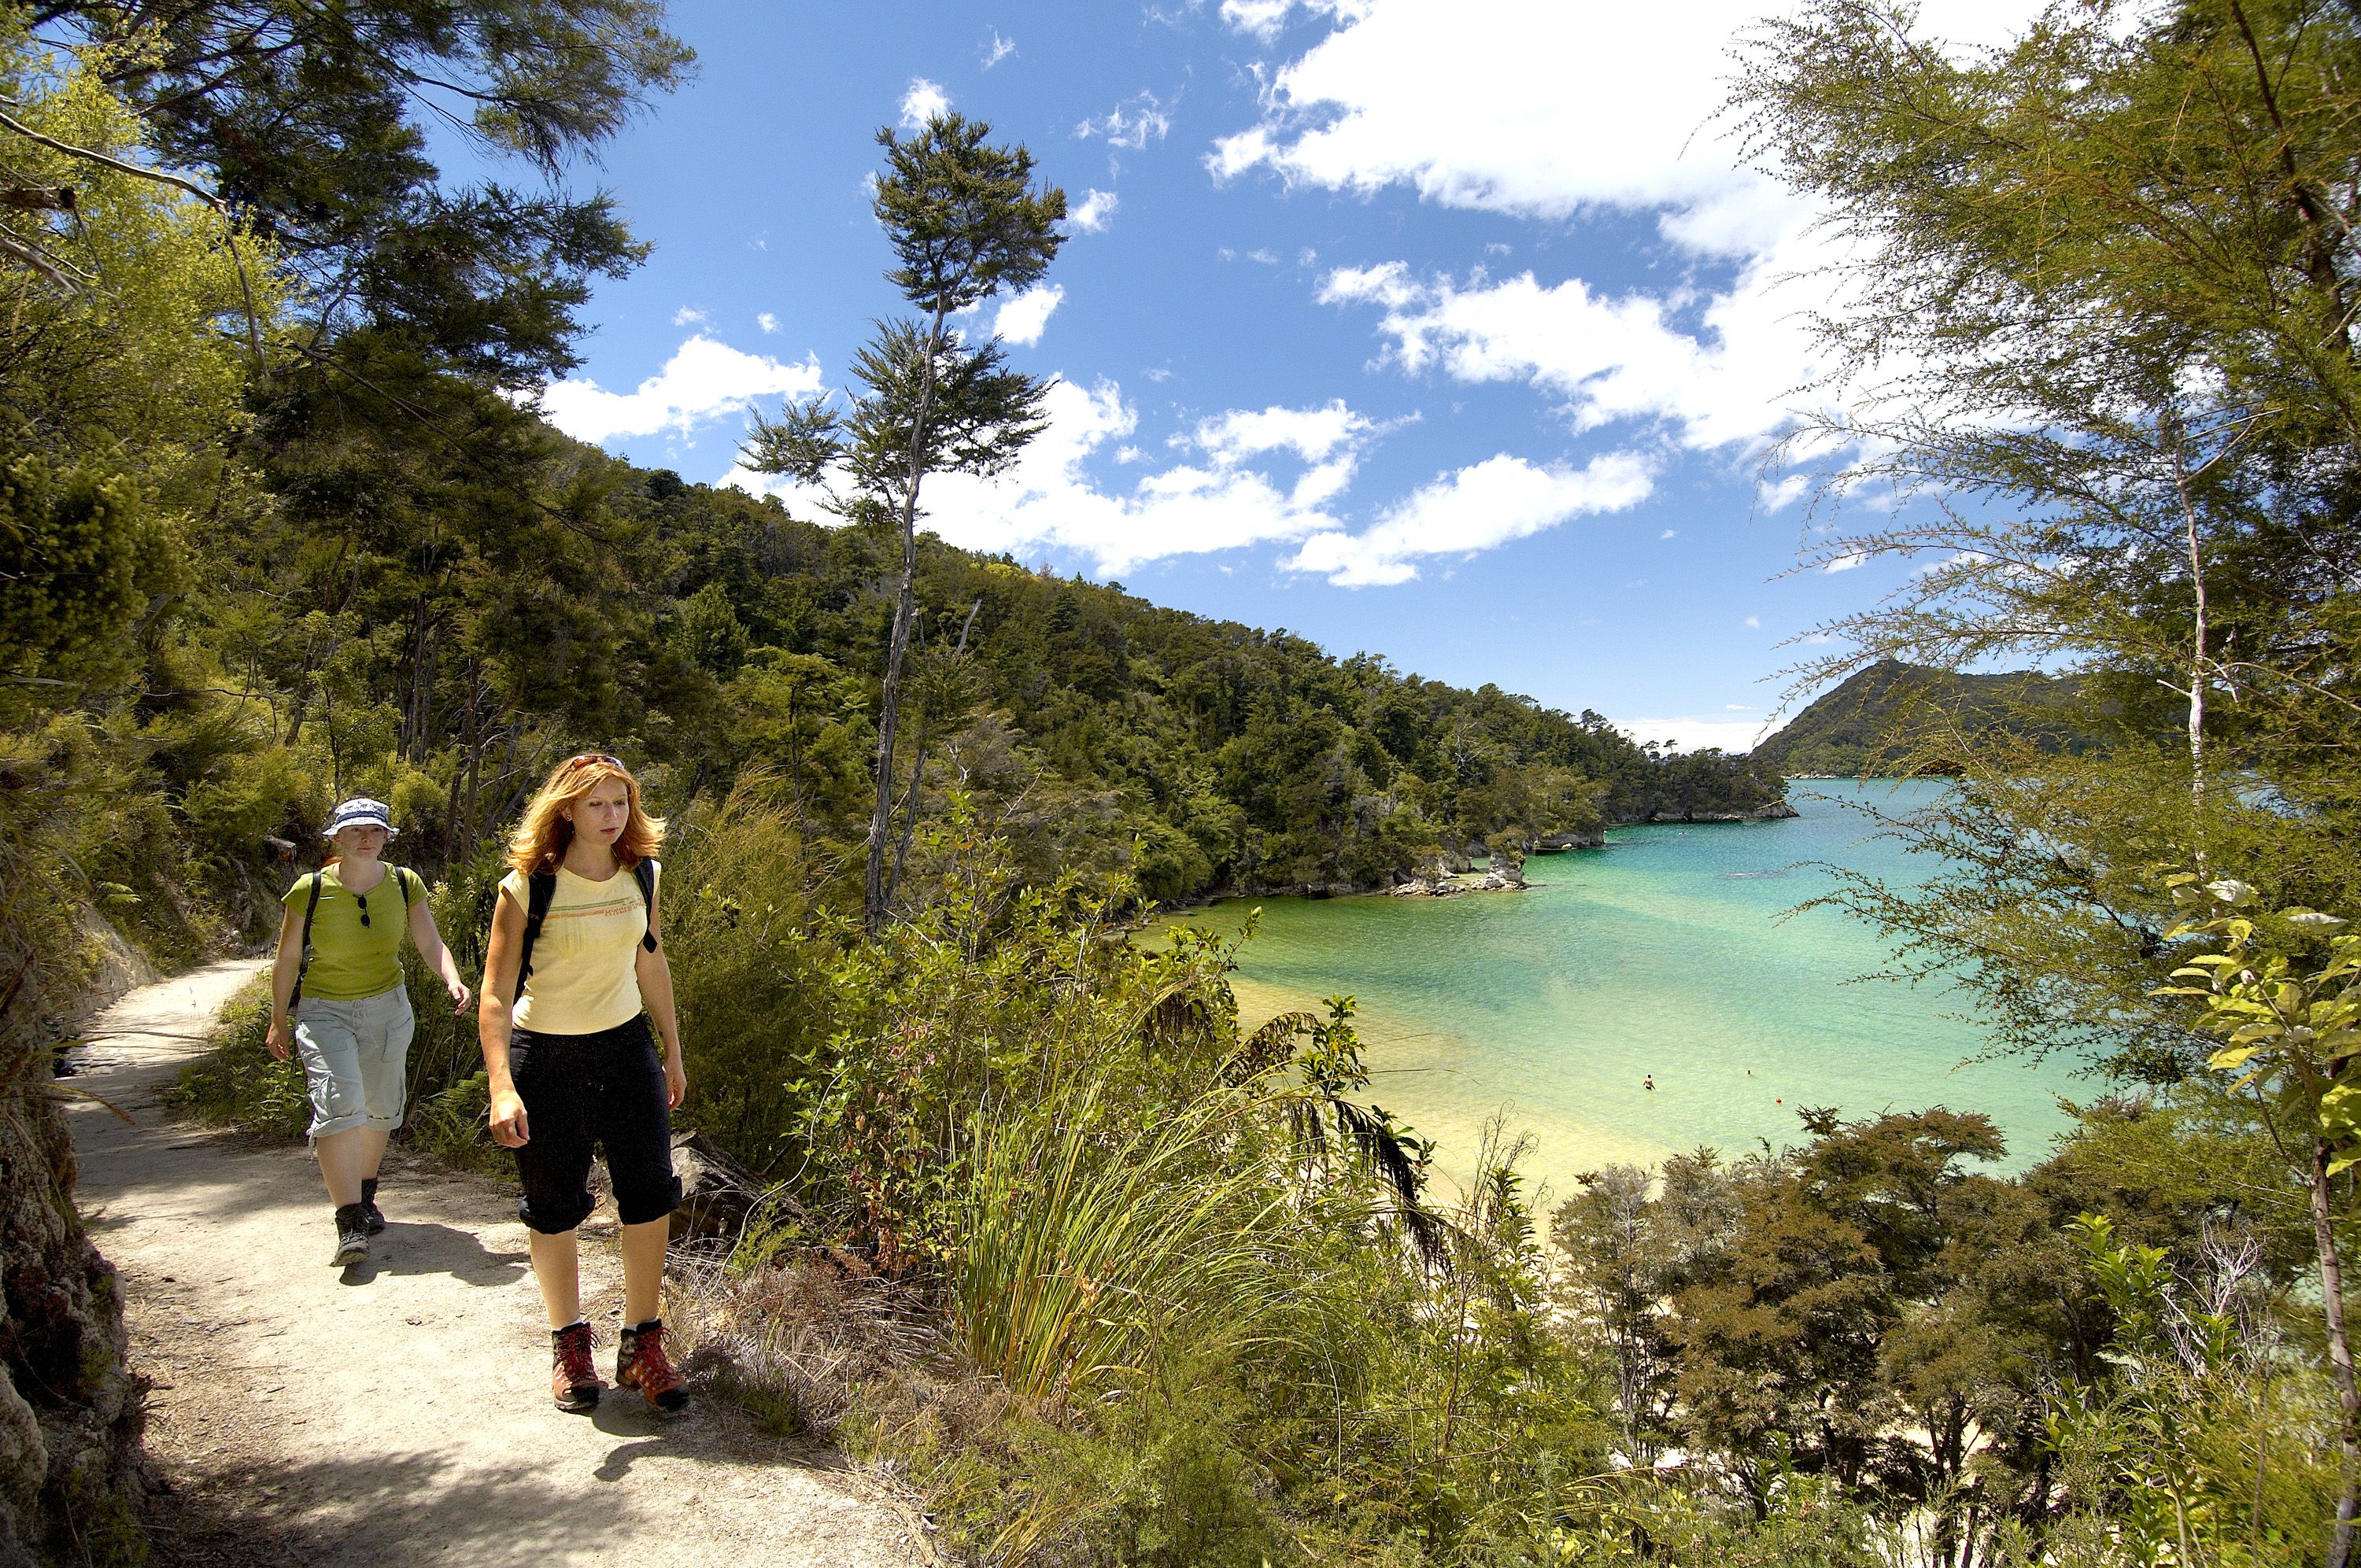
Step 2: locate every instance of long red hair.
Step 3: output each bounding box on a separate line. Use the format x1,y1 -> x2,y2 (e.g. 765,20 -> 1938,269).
505,754 -> 665,876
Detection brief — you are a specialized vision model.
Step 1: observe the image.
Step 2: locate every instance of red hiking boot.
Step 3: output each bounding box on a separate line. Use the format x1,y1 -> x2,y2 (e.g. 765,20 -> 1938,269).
550,1321 -> 600,1413
617,1319 -> 688,1412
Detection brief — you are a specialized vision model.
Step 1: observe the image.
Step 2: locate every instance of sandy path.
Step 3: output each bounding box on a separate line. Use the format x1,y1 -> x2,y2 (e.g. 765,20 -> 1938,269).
61,961 -> 926,1567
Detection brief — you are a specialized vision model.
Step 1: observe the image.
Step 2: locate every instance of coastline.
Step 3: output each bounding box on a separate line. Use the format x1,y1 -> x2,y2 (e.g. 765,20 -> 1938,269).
1221,972 -> 1679,1203
1151,781 -> 2079,1202
1155,800 -> 1804,911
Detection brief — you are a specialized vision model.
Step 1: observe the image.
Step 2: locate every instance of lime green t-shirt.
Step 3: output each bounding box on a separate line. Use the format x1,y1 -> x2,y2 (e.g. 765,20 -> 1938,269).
283,864 -> 419,1001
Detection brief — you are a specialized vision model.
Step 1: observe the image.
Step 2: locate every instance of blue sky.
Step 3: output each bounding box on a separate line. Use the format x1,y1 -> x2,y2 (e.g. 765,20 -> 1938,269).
524,0 -> 2038,750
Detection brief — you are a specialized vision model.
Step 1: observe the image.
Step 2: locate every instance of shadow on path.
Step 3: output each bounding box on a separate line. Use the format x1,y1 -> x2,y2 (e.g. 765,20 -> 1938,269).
148,1448 -> 693,1567
338,1222 -> 530,1288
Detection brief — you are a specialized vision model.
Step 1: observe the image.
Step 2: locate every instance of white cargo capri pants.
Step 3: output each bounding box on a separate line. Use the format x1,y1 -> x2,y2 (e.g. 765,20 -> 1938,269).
292,987 -> 416,1138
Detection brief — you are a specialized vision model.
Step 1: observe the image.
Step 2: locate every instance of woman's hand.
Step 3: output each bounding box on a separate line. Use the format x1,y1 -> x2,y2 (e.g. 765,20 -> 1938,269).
663,1050 -> 686,1110
489,1087 -> 530,1147
445,975 -> 472,1015
267,1017 -> 293,1061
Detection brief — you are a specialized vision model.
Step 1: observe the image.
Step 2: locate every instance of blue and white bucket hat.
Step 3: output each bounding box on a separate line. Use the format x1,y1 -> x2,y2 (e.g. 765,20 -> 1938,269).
323,797 -> 397,838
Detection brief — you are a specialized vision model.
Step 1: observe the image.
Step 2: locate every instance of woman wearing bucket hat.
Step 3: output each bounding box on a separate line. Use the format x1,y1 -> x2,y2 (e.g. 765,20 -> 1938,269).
478,754 -> 689,1414
267,797 -> 473,1266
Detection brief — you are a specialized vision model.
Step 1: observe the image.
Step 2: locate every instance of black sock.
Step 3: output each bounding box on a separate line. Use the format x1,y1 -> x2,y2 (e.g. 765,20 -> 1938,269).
625,1318 -> 662,1337
362,1176 -> 379,1205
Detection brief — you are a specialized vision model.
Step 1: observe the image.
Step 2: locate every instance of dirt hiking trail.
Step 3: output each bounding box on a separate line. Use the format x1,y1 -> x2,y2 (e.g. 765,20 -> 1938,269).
62,961 -> 927,1567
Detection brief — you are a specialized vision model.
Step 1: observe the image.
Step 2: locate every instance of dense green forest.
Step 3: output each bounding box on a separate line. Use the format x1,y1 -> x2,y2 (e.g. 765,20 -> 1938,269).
208,454 -> 1787,907
1751,659 -> 2094,777
10,1 -> 2361,1566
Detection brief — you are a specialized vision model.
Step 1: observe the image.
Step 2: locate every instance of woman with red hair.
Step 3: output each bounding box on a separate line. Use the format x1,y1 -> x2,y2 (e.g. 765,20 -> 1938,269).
478,753 -> 688,1413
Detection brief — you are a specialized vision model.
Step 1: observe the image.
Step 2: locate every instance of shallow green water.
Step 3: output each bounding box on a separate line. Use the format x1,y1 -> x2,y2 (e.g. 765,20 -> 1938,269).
1155,780 -> 2086,1200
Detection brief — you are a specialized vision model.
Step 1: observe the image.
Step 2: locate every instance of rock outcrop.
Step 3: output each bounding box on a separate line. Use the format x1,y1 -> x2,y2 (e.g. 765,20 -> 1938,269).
1644,802 -> 1801,824
0,913 -> 164,1566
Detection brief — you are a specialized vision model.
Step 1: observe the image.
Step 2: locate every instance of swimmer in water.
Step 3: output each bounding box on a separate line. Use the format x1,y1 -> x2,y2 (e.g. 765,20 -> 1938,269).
1642,1074 -> 1655,1092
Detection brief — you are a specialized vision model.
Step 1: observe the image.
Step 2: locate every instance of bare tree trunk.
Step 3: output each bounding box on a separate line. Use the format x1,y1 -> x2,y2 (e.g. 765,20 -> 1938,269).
2314,1134 -> 2360,1568
404,596 -> 438,763
2171,436 -> 2210,852
444,658 -> 480,858
886,598 -> 981,906
865,298 -> 954,932
2180,495 -> 2208,808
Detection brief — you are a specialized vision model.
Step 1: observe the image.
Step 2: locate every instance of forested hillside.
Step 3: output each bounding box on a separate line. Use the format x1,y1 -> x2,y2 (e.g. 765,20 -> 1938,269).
1751,659 -> 2094,776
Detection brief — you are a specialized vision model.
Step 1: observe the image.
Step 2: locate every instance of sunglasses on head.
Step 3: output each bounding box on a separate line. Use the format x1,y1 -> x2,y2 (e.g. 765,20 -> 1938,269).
566,753 -> 623,771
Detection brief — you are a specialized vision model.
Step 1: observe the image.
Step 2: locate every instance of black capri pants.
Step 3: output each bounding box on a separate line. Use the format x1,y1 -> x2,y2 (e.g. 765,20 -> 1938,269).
508,1015 -> 681,1234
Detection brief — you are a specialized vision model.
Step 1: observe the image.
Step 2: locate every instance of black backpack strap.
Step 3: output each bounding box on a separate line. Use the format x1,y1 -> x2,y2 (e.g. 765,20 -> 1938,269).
288,870 -> 326,1010
391,865 -> 415,909
632,858 -> 660,951
511,870 -> 558,1005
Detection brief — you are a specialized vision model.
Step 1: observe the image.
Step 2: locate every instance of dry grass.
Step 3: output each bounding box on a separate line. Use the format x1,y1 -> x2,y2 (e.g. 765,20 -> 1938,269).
670,1247 -> 943,1442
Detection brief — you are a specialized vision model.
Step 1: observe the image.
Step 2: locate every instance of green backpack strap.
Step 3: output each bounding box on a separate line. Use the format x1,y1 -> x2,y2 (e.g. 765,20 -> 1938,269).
288,870 -> 327,1010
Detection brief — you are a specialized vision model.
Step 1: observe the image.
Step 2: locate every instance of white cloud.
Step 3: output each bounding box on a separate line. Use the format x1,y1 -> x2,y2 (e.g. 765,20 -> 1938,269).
981,29 -> 1017,68
1221,0 -> 1319,38
1616,715 -> 1775,754
1070,189 -> 1119,232
1239,1 -> 2052,456
720,374 -> 1619,588
536,335 -> 823,445
1195,399 -> 1369,466
726,379 -> 1355,575
1661,528 -> 1676,539
993,284 -> 1064,346
672,305 -> 708,327
1077,92 -> 1172,149
1286,450 -> 1653,587
1744,615 -> 1761,629
756,312 -> 779,334
1319,253 -> 1830,454
900,77 -> 950,129
1211,0 -> 2036,229
1823,551 -> 1866,573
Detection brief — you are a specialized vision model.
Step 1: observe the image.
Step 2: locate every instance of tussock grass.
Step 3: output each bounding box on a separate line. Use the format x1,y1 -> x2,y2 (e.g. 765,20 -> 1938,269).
952,1075 -> 1307,1404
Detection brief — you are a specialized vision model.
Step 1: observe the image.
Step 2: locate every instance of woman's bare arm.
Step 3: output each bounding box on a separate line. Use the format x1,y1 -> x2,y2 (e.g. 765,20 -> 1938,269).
265,904 -> 304,1060
478,887 -> 530,1146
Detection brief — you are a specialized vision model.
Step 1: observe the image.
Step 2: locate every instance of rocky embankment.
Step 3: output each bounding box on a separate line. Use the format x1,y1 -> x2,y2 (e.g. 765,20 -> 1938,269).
1386,865 -> 1525,898
1642,802 -> 1801,824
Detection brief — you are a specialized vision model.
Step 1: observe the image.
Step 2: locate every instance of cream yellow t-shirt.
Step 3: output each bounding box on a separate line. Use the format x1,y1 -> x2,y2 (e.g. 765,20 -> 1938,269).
501,861 -> 656,1035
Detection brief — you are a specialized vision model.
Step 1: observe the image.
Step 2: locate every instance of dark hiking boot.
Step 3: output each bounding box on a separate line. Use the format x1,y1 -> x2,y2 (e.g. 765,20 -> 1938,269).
360,1176 -> 386,1235
617,1319 -> 688,1412
551,1322 -> 601,1413
332,1204 -> 369,1267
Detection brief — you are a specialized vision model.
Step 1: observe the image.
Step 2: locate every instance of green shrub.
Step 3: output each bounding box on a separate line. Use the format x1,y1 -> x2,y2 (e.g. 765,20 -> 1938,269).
408,1070 -> 504,1173
926,1360 -> 1295,1568
180,743 -> 324,864
169,979 -> 310,1138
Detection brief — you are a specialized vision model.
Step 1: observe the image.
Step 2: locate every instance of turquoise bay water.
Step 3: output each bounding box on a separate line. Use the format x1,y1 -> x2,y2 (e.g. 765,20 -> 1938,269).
1155,781 -> 2086,1200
